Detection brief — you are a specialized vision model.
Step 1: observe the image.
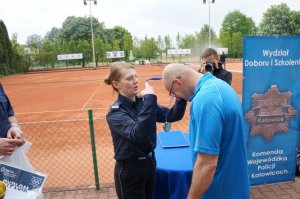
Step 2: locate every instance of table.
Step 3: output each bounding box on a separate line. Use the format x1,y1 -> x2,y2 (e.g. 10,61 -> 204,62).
154,133 -> 193,199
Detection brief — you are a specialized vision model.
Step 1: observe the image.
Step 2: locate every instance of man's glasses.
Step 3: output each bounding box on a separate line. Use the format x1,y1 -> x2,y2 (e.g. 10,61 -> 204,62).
169,76 -> 181,97
169,80 -> 175,96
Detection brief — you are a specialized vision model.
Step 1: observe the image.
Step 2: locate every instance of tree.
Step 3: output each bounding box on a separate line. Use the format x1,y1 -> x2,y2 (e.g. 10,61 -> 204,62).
58,16 -> 106,43
220,10 -> 256,57
26,34 -> 43,51
181,34 -> 197,57
231,32 -> 243,58
259,3 -> 299,36
176,32 -> 182,48
11,33 -> 27,72
164,35 -> 172,59
196,24 -> 218,49
157,35 -> 164,60
291,10 -> 300,35
41,38 -> 54,53
68,36 -> 77,53
77,39 -> 91,65
113,39 -> 120,51
181,34 -> 196,49
52,38 -> 62,55
141,37 -> 158,60
45,27 -> 60,42
123,32 -> 133,60
0,20 -> 13,69
95,36 -> 105,64
132,37 -> 142,59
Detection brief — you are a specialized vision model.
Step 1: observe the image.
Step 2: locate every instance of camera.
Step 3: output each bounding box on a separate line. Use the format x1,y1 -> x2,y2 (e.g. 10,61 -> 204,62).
204,61 -> 222,71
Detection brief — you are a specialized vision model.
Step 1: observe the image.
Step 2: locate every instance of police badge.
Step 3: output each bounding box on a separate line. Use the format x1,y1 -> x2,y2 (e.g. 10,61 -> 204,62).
246,85 -> 297,141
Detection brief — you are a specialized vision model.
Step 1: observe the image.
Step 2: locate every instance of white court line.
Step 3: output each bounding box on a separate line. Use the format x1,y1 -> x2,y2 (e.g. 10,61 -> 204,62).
19,117 -> 104,125
228,70 -> 242,73
15,107 -> 107,115
81,84 -> 103,110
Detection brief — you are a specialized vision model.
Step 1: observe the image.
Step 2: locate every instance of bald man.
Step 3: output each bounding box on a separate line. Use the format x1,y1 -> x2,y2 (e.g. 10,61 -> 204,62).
162,63 -> 250,199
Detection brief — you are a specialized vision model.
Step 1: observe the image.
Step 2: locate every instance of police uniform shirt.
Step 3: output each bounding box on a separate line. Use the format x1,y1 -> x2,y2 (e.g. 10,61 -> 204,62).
0,84 -> 14,138
106,93 -> 187,161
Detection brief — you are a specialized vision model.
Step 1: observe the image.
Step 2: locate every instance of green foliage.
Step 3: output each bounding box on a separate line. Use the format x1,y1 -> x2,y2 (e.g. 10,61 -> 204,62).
181,34 -> 196,49
11,33 -> 28,72
41,38 -> 54,53
259,3 -> 300,36
220,10 -> 256,58
179,25 -> 217,58
45,27 -> 60,42
113,40 -> 120,51
291,11 -> 300,35
0,20 -> 14,75
68,36 -> 77,53
164,35 -> 172,59
196,24 -> 218,48
57,16 -> 105,43
141,37 -> 158,60
3,3 -> 298,74
123,32 -> 133,60
26,34 -> 43,50
231,32 -> 243,58
77,39 -> 91,63
176,33 -> 182,48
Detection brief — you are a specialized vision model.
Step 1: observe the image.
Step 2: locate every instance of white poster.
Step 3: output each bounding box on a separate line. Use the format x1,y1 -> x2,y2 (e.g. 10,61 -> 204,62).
216,48 -> 228,55
57,53 -> 83,61
106,51 -> 125,58
167,49 -> 191,55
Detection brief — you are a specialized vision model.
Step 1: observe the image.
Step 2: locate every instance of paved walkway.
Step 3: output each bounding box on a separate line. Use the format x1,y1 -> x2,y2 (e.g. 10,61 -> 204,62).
44,177 -> 300,199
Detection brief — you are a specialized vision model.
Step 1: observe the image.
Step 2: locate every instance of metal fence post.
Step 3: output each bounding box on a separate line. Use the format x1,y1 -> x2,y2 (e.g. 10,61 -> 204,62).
88,108 -> 100,190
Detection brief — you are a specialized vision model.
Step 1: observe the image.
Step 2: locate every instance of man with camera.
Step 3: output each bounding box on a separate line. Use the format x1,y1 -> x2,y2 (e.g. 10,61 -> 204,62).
199,48 -> 232,85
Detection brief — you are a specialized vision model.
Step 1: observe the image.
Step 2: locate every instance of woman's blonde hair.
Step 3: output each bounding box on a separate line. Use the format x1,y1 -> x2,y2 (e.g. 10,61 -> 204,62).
104,62 -> 135,92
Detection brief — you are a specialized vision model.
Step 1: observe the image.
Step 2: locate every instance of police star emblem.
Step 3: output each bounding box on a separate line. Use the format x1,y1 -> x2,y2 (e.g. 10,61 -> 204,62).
246,85 -> 296,141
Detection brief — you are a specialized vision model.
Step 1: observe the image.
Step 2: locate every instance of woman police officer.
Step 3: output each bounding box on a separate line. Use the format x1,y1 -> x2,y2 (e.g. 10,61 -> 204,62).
104,62 -> 187,199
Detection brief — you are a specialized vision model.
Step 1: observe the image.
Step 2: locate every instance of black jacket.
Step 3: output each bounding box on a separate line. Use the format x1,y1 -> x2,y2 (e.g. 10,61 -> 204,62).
106,94 -> 187,160
0,84 -> 14,138
213,68 -> 232,85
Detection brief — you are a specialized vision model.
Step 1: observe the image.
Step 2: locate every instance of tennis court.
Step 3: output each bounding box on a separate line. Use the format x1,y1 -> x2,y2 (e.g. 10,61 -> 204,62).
0,62 -> 242,190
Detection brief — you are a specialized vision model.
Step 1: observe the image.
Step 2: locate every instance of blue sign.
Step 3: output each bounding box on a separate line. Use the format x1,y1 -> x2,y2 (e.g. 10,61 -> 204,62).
0,163 -> 46,198
243,36 -> 300,185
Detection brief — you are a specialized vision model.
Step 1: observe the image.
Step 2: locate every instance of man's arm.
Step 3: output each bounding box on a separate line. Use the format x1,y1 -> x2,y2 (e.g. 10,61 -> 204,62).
187,153 -> 218,199
0,138 -> 24,155
7,116 -> 25,146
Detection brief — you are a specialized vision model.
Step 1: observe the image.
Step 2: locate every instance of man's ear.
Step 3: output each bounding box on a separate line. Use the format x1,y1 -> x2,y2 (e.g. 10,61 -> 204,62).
174,78 -> 182,86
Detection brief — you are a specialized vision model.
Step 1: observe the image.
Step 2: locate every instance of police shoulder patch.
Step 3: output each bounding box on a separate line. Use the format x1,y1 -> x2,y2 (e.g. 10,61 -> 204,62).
111,104 -> 119,110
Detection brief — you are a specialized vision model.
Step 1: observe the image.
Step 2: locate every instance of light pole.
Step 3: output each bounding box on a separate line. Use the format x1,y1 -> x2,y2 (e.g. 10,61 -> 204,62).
84,0 -> 97,68
203,0 -> 215,47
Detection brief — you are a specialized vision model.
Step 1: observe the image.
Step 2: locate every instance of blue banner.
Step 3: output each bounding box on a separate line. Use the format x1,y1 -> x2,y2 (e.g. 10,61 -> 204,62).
243,36 -> 300,186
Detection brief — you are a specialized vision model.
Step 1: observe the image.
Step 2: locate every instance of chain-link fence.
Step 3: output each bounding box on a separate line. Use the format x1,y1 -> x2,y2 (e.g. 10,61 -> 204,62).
19,107 -> 190,192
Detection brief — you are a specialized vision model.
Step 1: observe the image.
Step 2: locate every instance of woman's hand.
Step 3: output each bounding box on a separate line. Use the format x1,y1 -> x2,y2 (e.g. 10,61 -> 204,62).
141,82 -> 155,95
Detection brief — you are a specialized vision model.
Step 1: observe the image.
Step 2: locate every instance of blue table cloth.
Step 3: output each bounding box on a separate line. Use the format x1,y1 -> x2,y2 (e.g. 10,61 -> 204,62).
154,133 -> 193,199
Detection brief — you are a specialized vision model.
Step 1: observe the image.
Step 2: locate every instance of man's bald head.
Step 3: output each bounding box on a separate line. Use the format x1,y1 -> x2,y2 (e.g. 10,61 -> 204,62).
162,63 -> 194,89
162,63 -> 202,100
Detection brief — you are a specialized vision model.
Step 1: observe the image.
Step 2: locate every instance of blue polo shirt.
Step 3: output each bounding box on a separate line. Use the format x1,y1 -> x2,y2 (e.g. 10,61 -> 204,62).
188,73 -> 250,199
0,84 -> 14,138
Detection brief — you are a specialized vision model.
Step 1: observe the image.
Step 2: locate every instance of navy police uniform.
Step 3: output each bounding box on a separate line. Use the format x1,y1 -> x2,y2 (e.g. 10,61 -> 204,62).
106,94 -> 186,199
0,84 -> 14,138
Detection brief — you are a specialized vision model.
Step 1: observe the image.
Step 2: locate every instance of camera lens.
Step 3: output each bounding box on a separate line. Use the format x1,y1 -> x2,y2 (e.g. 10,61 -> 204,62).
205,61 -> 215,71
